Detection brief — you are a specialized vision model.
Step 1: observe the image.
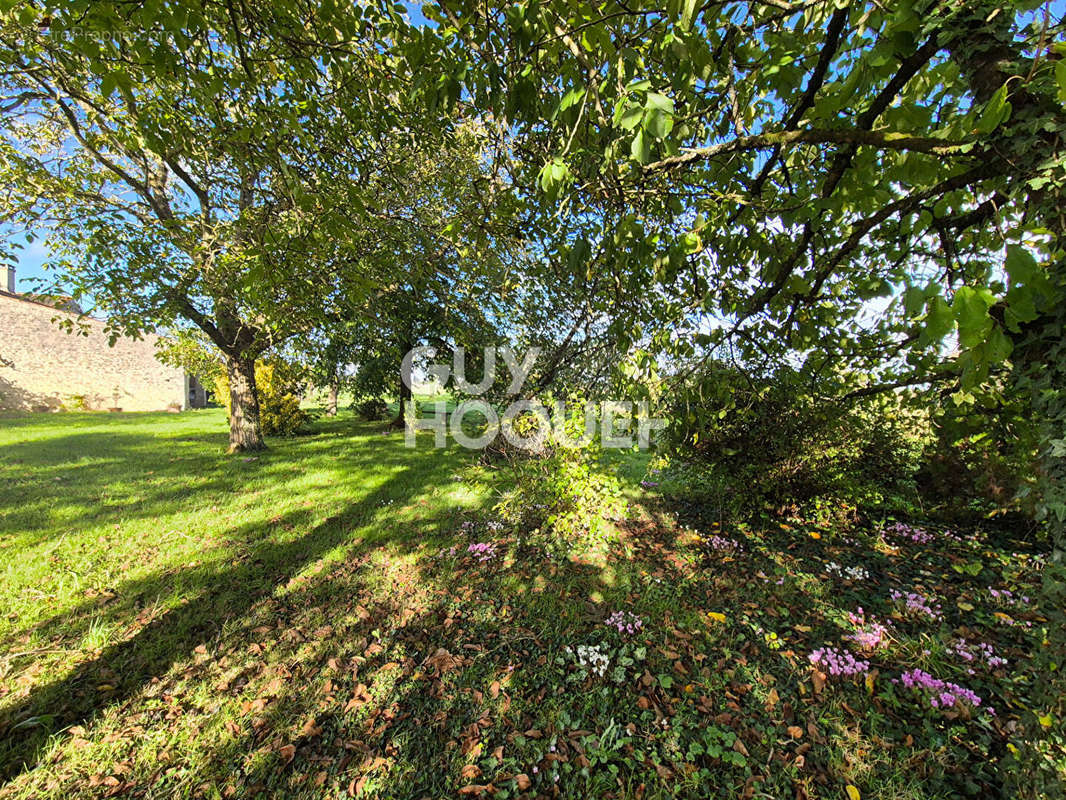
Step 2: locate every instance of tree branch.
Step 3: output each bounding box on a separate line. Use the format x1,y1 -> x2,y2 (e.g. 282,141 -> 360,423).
646,128 -> 969,172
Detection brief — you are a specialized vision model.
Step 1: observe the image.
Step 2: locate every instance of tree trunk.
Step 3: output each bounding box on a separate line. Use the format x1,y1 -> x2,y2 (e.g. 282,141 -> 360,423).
326,373 -> 339,417
390,367 -> 413,429
942,9 -> 1066,794
227,355 -> 265,452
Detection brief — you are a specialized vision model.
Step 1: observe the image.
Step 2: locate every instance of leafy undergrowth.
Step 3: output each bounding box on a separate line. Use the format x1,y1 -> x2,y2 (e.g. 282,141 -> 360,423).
0,414 -> 1054,798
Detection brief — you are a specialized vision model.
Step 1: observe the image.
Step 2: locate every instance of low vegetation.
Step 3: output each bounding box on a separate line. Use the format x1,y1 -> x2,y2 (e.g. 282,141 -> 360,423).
0,410 -> 1054,798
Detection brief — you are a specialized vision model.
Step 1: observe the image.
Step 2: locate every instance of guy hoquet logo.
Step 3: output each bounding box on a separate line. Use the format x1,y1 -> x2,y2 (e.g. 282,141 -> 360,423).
401,346 -> 665,450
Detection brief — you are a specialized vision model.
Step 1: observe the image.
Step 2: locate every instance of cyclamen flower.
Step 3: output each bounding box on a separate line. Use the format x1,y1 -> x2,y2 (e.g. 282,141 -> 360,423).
890,589 -> 943,621
896,668 -> 988,713
845,607 -> 891,651
950,638 -> 1007,672
467,542 -> 499,563
701,534 -> 744,553
883,522 -> 963,545
826,562 -> 870,581
883,521 -> 936,544
808,646 -> 870,677
567,644 -> 610,677
435,545 -> 458,559
988,587 -> 1031,607
605,610 -> 644,636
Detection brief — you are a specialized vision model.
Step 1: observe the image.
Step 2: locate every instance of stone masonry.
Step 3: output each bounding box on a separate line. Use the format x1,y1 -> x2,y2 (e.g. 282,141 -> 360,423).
0,286 -> 201,413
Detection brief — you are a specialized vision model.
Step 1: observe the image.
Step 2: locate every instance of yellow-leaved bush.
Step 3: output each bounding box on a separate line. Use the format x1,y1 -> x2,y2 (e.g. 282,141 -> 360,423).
213,360 -> 310,437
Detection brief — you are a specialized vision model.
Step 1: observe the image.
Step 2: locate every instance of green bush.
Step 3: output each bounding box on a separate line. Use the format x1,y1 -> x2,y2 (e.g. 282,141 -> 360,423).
354,397 -> 389,421
493,404 -> 626,554
661,366 -> 931,523
214,360 -> 311,437
917,395 -> 1040,524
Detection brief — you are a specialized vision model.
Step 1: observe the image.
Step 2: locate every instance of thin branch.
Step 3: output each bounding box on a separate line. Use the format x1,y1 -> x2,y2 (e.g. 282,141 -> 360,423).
646,128 -> 970,172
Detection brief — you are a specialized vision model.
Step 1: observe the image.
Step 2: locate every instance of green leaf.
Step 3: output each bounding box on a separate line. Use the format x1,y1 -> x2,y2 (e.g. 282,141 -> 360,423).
680,0 -> 699,30
987,327 -> 1013,363
953,285 -> 994,348
1005,284 -> 1038,330
643,107 -> 673,139
630,129 -> 651,163
617,104 -> 644,131
921,295 -> 954,344
645,92 -> 674,114
903,285 -> 925,317
557,86 -> 585,115
975,83 -> 1011,134
1005,244 -> 1038,286
100,73 -> 117,98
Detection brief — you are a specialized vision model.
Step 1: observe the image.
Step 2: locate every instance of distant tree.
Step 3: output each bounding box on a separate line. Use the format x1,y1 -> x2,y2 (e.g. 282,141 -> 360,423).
156,329 -> 225,392
296,121 -> 526,421
0,1 -> 424,450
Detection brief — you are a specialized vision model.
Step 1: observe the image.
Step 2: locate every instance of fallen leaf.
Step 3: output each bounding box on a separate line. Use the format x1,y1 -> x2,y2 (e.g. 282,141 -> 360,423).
811,670 -> 826,695
515,773 -> 531,790
278,744 -> 296,763
786,726 -> 803,739
460,764 -> 482,781
846,785 -> 861,800
707,612 -> 727,623
766,688 -> 780,709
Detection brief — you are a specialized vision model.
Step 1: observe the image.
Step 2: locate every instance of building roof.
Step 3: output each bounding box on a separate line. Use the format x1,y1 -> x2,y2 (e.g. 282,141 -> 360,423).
0,289 -> 86,315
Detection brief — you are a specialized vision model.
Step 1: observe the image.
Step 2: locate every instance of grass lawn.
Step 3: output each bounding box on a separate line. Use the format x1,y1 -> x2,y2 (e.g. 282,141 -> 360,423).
0,411 -> 1049,798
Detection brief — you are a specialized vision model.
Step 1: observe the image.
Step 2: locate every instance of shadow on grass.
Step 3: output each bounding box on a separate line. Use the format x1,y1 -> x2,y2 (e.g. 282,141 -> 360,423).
0,417 -> 410,544
0,428 -> 470,783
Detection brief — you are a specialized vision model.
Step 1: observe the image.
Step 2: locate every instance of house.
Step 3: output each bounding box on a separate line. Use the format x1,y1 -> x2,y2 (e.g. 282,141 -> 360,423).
0,266 -> 208,412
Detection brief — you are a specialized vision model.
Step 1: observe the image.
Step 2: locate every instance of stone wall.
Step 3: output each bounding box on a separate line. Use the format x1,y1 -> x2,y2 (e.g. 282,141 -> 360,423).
0,291 -> 190,412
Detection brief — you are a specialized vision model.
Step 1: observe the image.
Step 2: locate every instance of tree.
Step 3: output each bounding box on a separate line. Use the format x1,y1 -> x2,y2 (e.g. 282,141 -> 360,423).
417,2 -> 1065,786
0,1 -> 413,450
294,120 -> 527,422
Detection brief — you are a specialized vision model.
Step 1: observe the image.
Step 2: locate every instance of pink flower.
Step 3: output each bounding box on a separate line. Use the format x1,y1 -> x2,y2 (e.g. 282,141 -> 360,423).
808,646 -> 870,677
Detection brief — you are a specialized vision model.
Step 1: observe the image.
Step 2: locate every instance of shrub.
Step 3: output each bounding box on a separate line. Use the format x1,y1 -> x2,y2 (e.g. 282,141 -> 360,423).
661,365 -> 931,522
493,402 -> 626,554
214,359 -> 311,436
354,397 -> 389,421
916,395 -> 1040,525
62,394 -> 92,412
